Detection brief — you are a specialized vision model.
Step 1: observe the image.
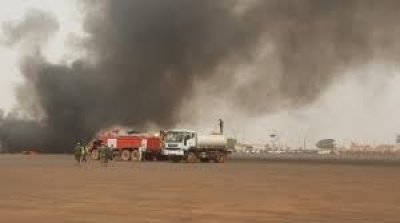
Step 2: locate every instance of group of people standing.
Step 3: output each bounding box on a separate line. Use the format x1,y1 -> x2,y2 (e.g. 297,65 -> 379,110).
74,142 -> 88,165
74,142 -> 113,166
98,144 -> 113,166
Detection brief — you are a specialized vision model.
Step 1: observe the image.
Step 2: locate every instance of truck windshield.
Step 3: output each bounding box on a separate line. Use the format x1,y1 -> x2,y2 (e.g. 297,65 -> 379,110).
165,132 -> 185,143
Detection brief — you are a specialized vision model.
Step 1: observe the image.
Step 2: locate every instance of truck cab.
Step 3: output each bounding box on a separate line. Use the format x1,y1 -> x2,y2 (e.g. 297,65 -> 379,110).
163,130 -> 197,157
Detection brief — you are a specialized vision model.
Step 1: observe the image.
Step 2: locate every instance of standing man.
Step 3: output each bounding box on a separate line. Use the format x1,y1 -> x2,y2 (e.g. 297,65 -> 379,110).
106,144 -> 113,162
99,143 -> 112,167
138,147 -> 144,162
99,144 -> 108,167
74,142 -> 82,165
80,144 -> 88,164
219,119 -> 224,134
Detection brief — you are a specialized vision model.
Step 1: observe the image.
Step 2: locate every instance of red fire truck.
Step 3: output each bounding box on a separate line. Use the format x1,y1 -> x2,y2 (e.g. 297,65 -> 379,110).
89,130 -> 163,161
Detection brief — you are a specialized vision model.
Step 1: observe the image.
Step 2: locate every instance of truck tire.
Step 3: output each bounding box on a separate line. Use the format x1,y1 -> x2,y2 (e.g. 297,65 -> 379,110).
91,149 -> 100,160
131,150 -> 140,162
187,152 -> 198,163
112,151 -> 120,161
169,156 -> 181,163
121,150 -> 131,161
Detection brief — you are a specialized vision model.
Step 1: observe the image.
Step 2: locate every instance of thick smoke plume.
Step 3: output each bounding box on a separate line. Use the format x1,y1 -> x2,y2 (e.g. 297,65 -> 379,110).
2,0 -> 400,152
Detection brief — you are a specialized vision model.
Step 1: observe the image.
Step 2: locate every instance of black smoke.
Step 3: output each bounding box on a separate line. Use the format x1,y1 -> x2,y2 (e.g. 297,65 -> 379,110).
2,0 -> 400,152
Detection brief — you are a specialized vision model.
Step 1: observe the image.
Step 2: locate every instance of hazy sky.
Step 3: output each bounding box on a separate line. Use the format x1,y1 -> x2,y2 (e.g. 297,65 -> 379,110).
0,0 -> 82,111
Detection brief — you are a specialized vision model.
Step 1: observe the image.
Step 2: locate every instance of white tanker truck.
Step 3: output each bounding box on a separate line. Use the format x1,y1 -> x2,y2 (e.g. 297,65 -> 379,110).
162,129 -> 229,163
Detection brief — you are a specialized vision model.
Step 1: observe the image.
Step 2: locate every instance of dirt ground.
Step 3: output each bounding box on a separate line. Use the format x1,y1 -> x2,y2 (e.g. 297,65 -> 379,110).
0,155 -> 399,223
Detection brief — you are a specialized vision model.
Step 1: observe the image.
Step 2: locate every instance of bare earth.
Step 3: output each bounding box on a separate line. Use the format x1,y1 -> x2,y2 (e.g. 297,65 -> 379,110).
0,155 -> 399,223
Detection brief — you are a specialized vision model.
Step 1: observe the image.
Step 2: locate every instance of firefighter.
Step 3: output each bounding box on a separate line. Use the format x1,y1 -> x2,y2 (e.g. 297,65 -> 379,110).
99,144 -> 112,166
74,142 -> 82,165
80,144 -> 88,164
106,145 -> 113,163
138,147 -> 144,162
107,144 -> 114,161
99,144 -> 107,166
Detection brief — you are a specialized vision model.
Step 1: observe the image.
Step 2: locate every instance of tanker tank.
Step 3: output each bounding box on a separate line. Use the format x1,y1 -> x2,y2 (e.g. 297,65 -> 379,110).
197,134 -> 227,149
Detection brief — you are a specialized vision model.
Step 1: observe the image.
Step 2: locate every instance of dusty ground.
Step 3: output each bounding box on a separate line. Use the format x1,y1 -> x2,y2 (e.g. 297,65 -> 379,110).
0,155 -> 399,223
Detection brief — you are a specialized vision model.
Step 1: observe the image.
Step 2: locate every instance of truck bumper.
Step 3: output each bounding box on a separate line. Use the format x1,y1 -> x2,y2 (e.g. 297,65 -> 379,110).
163,150 -> 184,156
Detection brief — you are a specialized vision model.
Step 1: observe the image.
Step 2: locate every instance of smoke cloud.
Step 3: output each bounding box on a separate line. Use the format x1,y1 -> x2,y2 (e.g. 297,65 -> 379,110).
2,9 -> 59,48
2,1 -> 400,152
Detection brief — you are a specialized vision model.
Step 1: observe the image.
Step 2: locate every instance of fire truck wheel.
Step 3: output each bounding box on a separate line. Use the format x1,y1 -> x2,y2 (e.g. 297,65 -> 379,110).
187,152 -> 198,163
131,150 -> 140,162
112,151 -> 120,160
121,150 -> 131,161
91,149 -> 100,160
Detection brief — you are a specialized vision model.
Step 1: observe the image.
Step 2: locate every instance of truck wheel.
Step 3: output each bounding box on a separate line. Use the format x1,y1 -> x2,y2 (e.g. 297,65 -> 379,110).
187,152 -> 198,163
112,151 -> 120,161
121,150 -> 131,161
169,156 -> 181,163
131,150 -> 140,162
200,158 -> 210,163
216,152 -> 226,163
91,149 -> 100,160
